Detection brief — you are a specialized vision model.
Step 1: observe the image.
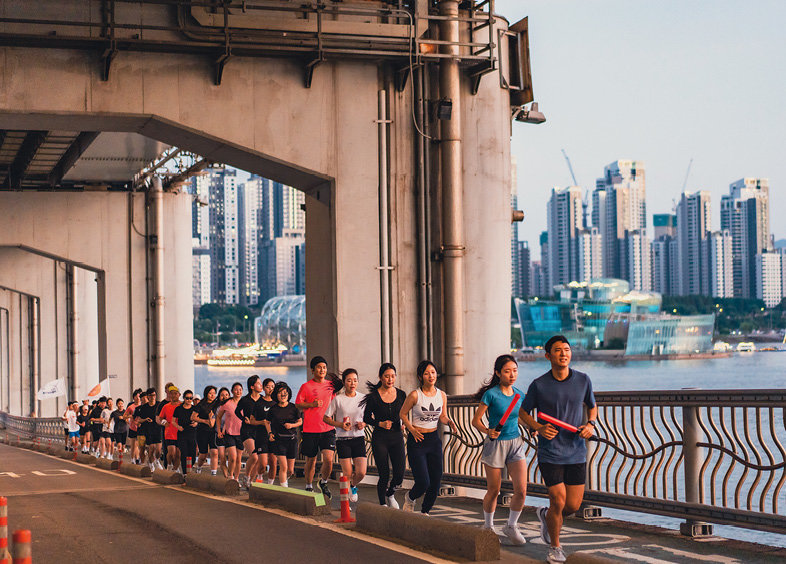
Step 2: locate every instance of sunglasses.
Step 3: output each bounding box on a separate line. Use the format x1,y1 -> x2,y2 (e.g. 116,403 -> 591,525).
184,396 -> 193,400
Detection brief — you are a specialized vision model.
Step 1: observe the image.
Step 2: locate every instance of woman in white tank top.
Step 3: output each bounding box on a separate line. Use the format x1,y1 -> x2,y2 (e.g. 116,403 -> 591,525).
400,360 -> 457,514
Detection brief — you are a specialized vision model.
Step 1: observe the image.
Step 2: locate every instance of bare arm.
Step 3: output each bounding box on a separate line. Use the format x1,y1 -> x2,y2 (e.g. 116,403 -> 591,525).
438,391 -> 457,432
399,391 -> 422,441
519,409 -> 557,440
577,405 -> 598,439
471,403 -> 499,439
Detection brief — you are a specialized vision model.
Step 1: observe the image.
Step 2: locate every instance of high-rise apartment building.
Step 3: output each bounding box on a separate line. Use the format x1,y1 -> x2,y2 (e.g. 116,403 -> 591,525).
721,178 -> 771,298
576,227 -> 602,282
547,186 -> 583,286
512,241 -> 530,298
651,235 -> 675,295
653,214 -> 677,238
756,252 -> 783,308
702,230 -> 733,298
192,240 -> 211,309
238,179 -> 261,306
539,231 -> 550,294
192,168 -> 240,305
676,191 -> 711,295
594,161 -> 649,289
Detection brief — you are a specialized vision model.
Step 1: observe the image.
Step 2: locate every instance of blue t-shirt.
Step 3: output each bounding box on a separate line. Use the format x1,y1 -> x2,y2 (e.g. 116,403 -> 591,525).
481,386 -> 525,441
521,369 -> 596,464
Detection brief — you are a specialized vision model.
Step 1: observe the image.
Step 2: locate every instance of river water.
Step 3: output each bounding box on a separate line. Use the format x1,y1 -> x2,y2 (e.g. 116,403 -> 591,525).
194,349 -> 786,547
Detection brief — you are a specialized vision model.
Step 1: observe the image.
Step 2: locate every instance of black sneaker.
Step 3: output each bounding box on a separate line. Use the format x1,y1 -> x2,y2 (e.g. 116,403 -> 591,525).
319,480 -> 332,500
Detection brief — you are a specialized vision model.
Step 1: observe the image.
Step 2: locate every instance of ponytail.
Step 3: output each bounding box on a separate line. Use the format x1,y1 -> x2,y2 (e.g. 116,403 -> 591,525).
474,354 -> 517,400
327,372 -> 343,394
360,362 -> 397,408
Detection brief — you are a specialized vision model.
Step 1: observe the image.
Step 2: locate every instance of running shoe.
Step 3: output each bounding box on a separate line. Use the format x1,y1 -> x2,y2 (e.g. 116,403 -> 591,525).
155,459 -> 164,471
305,485 -> 314,492
350,486 -> 358,503
386,494 -> 399,509
319,480 -> 332,500
194,465 -> 201,474
536,506 -> 551,545
501,524 -> 527,546
547,546 -> 566,563
402,493 -> 415,512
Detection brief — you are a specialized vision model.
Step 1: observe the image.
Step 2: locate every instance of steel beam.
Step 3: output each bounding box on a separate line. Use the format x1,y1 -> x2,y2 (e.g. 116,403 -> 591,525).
1,131 -> 47,190
47,132 -> 100,187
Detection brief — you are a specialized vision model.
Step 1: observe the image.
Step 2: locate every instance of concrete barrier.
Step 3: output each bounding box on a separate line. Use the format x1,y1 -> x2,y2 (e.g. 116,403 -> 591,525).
119,463 -> 153,478
18,440 -> 34,450
95,458 -> 120,471
184,473 -> 239,496
152,468 -> 184,485
48,446 -> 64,456
248,482 -> 332,516
355,502 -> 500,561
75,453 -> 97,465
58,450 -> 77,461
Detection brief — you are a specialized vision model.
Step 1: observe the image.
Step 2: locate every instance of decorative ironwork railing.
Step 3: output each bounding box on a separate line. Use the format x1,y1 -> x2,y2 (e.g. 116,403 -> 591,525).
3,389 -> 785,533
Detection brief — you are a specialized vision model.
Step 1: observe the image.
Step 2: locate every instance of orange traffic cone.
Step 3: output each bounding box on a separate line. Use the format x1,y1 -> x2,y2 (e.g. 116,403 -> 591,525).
334,475 -> 355,523
11,530 -> 31,564
0,497 -> 10,564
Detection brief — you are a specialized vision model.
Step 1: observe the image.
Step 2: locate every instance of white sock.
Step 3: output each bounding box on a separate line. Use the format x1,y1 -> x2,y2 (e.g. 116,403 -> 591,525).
319,478 -> 327,484
484,511 -> 494,528
211,470 -> 217,476
507,509 -> 522,527
306,482 -> 313,488
267,478 -> 274,484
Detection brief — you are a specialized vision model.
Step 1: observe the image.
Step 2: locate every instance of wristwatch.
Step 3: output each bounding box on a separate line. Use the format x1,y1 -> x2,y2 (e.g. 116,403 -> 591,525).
587,420 -> 596,427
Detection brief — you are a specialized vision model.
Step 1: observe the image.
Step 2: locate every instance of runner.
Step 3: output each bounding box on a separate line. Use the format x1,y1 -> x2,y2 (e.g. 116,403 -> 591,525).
323,368 -> 367,502
362,363 -> 406,508
235,375 -> 265,487
258,378 -> 277,484
125,389 -> 143,464
103,397 -> 115,457
111,399 -> 128,458
194,385 -> 218,475
173,390 -> 198,474
135,388 -> 164,470
471,354 -> 528,545
216,383 -> 243,481
156,384 -> 182,472
295,356 -> 339,499
267,382 -> 301,487
88,397 -> 106,456
400,360 -> 457,515
64,401 -> 80,451
520,335 -> 597,564
214,387 -> 231,478
77,404 -> 90,452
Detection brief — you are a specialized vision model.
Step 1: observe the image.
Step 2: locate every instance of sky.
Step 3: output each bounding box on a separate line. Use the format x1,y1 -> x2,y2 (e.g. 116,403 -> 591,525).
498,0 -> 786,257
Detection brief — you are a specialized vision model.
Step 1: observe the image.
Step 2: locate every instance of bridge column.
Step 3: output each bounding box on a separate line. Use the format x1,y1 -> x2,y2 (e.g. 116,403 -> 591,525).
680,404 -> 713,537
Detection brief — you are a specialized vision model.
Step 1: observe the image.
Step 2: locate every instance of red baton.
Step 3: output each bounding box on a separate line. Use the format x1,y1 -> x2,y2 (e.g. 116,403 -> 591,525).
537,412 -> 578,433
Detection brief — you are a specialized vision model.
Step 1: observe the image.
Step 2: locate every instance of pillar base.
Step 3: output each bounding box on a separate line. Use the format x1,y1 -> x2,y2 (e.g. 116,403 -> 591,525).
680,521 -> 713,537
580,504 -> 603,520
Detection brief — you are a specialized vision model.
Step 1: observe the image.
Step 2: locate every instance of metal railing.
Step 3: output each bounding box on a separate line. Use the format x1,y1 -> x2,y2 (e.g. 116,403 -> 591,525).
4,388 -> 784,534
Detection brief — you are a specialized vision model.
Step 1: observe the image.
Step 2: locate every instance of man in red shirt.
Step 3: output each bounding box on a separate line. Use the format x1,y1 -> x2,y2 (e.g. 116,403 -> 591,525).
295,356 -> 337,499
156,384 -> 182,472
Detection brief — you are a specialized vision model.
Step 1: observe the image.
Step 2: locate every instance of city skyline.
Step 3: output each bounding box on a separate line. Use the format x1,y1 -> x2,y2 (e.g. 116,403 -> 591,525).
499,0 -> 785,250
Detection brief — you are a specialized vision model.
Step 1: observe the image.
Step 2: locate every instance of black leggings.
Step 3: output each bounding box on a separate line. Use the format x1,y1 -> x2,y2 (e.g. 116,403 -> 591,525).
406,431 -> 443,513
178,436 -> 197,474
371,430 -> 405,505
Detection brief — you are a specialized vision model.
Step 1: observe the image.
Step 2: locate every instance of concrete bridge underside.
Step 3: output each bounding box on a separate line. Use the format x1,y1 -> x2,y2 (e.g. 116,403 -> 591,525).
0,1 -> 521,414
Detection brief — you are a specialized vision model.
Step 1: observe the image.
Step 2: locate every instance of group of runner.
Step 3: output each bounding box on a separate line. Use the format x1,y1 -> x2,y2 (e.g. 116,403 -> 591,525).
59,335 -> 594,564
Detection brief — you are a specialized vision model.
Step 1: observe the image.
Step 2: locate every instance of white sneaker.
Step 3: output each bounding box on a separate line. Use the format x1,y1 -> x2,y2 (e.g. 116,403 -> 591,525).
547,546 -> 566,563
350,486 -> 358,503
501,524 -> 527,546
267,478 -> 274,485
537,506 -> 551,545
402,493 -> 415,512
155,460 -> 164,471
386,495 -> 399,509
149,463 -> 155,472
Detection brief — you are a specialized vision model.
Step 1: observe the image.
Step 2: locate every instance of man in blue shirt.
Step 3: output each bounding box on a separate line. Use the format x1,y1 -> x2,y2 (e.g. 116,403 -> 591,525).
520,335 -> 597,564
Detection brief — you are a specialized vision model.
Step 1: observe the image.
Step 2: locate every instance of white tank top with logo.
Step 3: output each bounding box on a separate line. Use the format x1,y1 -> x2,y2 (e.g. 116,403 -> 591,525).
411,387 -> 443,429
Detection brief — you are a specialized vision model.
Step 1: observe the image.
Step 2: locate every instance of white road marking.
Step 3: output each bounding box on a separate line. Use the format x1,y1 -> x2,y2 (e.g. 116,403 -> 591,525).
644,544 -> 742,564
32,469 -> 76,476
0,472 -> 21,478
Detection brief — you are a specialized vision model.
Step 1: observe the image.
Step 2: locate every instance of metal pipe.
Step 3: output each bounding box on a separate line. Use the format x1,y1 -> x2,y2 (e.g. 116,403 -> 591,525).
414,68 -> 429,361
0,306 -> 8,412
30,298 -> 40,417
423,63 -> 435,361
439,0 -> 465,394
151,177 -> 166,392
377,90 -> 392,363
67,264 -> 78,402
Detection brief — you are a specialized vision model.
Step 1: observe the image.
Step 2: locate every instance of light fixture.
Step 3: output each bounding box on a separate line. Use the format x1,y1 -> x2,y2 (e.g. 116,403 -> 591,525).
436,98 -> 453,121
512,102 -> 546,124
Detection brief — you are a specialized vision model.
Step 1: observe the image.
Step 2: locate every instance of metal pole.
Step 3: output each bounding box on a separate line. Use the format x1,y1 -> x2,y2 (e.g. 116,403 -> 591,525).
680,403 -> 711,536
439,0 -> 465,394
414,68 -> 429,361
423,63 -> 435,362
377,90 -> 392,363
67,265 -> 79,402
30,298 -> 40,418
151,177 -> 166,393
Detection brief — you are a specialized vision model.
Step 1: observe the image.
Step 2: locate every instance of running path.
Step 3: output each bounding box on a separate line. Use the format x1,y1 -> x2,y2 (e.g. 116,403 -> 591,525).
331,482 -> 786,564
0,444 -> 431,564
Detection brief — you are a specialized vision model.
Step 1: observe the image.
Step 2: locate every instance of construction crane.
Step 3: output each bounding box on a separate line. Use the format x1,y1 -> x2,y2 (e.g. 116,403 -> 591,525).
561,149 -> 590,227
674,158 -> 693,212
